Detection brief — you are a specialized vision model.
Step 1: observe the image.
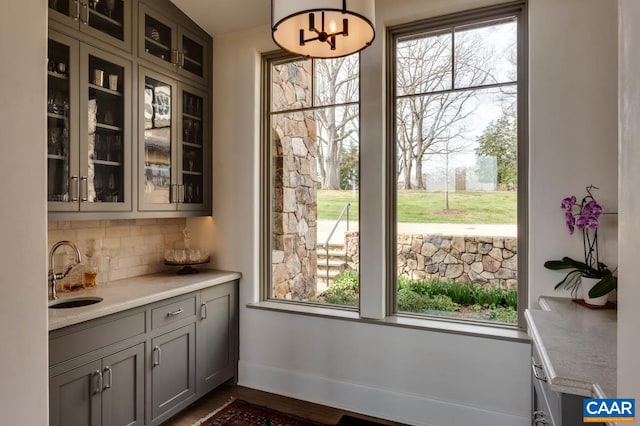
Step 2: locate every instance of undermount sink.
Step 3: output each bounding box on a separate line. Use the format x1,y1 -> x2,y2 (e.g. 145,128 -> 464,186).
48,297 -> 103,309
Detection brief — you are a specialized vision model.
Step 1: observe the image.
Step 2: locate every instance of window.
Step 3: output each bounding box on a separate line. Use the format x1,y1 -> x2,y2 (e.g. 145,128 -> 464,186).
389,4 -> 527,325
263,53 -> 360,307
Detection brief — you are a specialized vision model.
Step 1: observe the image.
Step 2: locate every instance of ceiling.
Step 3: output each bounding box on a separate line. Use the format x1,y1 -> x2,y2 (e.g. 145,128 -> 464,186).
170,0 -> 271,36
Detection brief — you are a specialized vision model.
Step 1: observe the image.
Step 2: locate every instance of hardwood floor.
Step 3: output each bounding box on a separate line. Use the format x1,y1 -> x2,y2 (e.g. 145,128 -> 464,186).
164,383 -> 405,425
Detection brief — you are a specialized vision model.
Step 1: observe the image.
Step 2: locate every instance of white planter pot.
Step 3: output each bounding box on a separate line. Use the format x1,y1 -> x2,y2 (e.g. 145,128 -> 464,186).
580,276 -> 609,306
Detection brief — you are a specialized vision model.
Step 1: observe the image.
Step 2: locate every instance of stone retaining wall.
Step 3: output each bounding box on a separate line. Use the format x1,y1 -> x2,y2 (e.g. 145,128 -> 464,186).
343,232 -> 518,289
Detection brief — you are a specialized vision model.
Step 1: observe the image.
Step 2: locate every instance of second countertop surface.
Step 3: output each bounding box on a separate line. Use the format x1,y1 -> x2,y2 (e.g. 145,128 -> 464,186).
525,296 -> 616,398
49,269 -> 242,331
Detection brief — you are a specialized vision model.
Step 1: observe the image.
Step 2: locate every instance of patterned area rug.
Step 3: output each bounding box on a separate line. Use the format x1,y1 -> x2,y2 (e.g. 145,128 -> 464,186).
193,399 -> 331,426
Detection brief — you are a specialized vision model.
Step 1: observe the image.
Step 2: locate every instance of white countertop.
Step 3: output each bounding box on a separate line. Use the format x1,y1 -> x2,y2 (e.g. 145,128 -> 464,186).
48,269 -> 241,331
525,296 -> 616,398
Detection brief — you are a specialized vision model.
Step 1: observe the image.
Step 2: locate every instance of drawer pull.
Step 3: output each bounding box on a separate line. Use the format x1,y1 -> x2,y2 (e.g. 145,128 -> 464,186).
167,308 -> 185,317
533,410 -> 549,425
532,363 -> 548,382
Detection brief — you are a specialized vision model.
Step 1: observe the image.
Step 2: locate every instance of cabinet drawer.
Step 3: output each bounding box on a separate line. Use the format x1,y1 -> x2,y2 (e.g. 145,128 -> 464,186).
50,310 -> 145,366
151,294 -> 196,330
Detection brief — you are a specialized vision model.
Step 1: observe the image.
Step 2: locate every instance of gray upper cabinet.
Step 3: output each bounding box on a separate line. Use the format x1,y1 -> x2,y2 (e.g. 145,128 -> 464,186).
48,0 -> 133,52
197,281 -> 237,395
48,0 -> 212,220
138,67 -> 210,213
48,30 -> 133,213
138,3 -> 210,87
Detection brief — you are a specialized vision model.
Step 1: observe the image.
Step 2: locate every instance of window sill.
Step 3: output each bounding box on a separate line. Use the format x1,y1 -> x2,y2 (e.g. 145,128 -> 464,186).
247,301 -> 530,343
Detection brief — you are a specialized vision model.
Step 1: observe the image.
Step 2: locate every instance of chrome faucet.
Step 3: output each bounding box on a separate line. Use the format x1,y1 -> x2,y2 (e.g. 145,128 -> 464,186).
49,240 -> 82,300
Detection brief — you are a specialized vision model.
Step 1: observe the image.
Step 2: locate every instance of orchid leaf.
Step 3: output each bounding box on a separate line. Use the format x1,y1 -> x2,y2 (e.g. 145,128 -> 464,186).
588,273 -> 617,298
544,259 -> 574,270
553,269 -> 582,291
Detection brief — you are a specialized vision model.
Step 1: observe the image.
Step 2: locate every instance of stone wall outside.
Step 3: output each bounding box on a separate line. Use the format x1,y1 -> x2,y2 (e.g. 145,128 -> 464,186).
343,232 -> 518,289
271,61 -> 319,300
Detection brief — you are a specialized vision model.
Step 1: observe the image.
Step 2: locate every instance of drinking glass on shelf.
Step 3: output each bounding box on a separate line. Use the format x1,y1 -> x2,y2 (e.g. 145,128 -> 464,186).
192,121 -> 201,145
104,0 -> 115,17
183,118 -> 192,142
94,174 -> 103,201
186,182 -> 193,203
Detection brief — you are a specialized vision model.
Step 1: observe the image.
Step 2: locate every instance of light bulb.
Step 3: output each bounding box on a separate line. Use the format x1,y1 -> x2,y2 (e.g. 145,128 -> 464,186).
329,20 -> 337,33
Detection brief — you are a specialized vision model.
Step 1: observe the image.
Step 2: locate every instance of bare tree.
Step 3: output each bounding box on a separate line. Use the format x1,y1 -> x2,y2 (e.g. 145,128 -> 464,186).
314,56 -> 359,190
396,24 -> 508,189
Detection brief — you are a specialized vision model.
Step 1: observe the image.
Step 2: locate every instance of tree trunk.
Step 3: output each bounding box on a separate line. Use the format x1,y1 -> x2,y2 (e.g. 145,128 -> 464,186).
414,158 -> 425,189
402,157 -> 412,189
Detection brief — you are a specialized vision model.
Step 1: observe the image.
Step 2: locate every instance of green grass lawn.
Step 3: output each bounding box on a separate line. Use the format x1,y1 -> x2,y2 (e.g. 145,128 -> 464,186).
317,190 -> 517,224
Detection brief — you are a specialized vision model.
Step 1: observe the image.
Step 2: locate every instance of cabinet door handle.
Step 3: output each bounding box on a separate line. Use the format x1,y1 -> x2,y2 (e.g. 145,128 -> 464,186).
72,0 -> 80,20
532,363 -> 547,383
80,2 -> 88,24
153,346 -> 161,367
102,366 -> 113,390
171,49 -> 179,66
179,51 -> 185,68
92,370 -> 103,394
80,176 -> 88,202
70,175 -> 79,202
179,184 -> 185,203
167,308 -> 184,316
171,183 -> 178,203
200,303 -> 207,320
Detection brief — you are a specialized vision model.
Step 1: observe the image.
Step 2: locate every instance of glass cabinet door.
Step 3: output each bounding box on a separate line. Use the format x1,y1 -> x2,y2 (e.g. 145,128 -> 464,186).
48,32 -> 80,212
48,0 -> 80,28
139,5 -> 177,73
48,0 -> 132,52
177,27 -> 209,86
139,68 -> 177,211
178,85 -> 209,211
83,0 -> 132,51
80,45 -> 132,211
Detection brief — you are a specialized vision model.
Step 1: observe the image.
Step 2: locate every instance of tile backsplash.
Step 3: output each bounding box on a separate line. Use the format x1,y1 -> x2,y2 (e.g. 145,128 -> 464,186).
48,218 -> 187,281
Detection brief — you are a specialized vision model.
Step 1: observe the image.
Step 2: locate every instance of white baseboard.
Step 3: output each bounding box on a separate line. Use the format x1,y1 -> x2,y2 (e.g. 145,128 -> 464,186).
238,360 -> 529,426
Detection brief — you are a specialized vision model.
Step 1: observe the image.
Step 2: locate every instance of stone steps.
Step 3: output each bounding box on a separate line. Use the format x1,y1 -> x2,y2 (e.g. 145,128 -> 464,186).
316,243 -> 347,287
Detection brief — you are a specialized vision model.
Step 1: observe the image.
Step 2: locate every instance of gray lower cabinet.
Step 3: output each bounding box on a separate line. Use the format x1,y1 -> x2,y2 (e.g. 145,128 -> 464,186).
531,342 -> 603,426
49,280 -> 238,426
50,343 -> 144,426
50,359 -> 102,426
149,323 -> 196,424
197,282 -> 237,395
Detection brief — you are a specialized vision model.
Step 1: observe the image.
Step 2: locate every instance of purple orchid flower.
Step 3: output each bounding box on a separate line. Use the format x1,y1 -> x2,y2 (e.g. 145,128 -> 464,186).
576,214 -> 599,230
565,210 -> 575,234
581,200 -> 603,218
561,196 -> 577,210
